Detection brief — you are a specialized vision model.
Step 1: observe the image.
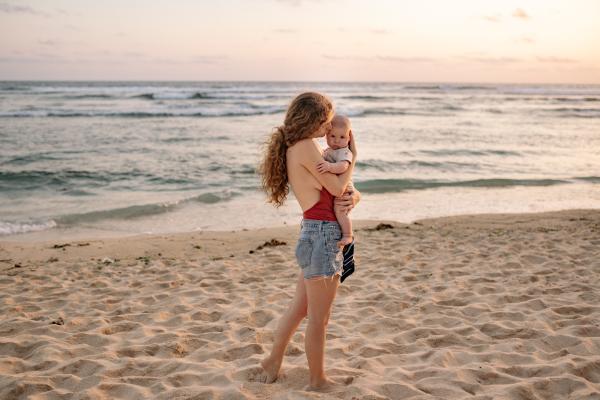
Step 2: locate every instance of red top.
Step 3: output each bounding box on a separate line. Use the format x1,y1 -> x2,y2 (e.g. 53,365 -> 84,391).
303,187 -> 337,221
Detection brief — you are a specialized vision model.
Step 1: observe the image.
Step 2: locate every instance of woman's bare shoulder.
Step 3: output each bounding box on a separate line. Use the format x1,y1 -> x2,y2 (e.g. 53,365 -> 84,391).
287,138 -> 319,158
289,138 -> 314,149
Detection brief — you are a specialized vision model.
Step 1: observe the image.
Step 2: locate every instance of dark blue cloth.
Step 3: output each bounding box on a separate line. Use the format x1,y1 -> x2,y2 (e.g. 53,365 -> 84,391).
340,239 -> 355,283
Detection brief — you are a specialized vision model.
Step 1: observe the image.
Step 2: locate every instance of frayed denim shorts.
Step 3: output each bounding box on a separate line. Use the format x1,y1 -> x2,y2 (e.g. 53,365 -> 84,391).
295,219 -> 343,280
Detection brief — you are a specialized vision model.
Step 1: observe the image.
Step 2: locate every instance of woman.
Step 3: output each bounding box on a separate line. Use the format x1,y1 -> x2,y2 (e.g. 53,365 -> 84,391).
258,92 -> 360,391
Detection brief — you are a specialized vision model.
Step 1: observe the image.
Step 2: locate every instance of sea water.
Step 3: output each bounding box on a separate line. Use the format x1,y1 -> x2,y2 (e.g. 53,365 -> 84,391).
1,81 -> 599,240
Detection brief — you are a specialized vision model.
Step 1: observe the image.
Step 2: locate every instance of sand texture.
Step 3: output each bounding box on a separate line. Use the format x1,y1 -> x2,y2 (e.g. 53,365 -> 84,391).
1,209 -> 600,399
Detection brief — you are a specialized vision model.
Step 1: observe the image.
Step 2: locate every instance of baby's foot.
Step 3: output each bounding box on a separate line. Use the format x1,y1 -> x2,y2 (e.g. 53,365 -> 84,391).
337,235 -> 353,248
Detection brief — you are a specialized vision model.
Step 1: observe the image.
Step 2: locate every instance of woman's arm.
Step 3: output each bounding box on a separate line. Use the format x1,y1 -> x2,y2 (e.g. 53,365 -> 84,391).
298,140 -> 355,197
316,160 -> 350,174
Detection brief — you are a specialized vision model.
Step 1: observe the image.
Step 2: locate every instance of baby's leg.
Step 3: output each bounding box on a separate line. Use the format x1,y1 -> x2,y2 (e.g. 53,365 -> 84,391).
334,201 -> 353,248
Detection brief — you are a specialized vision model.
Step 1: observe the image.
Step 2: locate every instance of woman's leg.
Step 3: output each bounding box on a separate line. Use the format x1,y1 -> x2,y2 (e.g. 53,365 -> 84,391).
260,271 -> 308,383
304,274 -> 340,389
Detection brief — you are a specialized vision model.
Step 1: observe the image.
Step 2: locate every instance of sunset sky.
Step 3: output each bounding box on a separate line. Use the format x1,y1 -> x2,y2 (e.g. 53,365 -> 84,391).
1,0 -> 599,83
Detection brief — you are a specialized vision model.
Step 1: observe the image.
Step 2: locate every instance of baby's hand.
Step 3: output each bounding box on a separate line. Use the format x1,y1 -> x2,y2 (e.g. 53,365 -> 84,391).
316,160 -> 332,174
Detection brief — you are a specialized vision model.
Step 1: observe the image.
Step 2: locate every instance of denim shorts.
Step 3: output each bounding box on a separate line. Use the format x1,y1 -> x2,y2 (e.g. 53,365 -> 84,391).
295,219 -> 343,280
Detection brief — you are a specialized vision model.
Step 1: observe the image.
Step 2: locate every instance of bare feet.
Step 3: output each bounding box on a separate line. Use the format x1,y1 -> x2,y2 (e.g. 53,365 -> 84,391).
337,235 -> 353,248
259,356 -> 281,384
305,377 -> 336,392
305,376 -> 352,392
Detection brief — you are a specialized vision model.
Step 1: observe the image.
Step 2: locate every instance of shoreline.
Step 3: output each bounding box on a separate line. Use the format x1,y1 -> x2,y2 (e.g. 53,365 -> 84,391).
1,208 -> 599,399
2,181 -> 600,243
1,208 -> 598,263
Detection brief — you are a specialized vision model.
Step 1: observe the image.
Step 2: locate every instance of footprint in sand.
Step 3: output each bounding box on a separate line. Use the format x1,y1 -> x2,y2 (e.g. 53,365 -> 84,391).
248,309 -> 274,328
469,369 -> 519,385
233,365 -> 286,383
58,359 -> 105,378
520,254 -> 548,264
375,382 -> 426,399
101,321 -> 141,335
359,346 -> 390,358
219,343 -> 264,362
190,310 -> 222,322
500,364 -> 556,379
435,298 -> 469,307
551,305 -> 595,316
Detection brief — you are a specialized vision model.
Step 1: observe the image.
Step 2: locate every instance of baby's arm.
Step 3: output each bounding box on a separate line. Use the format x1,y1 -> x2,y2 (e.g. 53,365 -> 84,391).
316,160 -> 350,175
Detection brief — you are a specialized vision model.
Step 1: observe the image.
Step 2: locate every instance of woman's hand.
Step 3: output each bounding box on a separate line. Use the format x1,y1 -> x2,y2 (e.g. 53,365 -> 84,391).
334,188 -> 361,213
348,129 -> 358,158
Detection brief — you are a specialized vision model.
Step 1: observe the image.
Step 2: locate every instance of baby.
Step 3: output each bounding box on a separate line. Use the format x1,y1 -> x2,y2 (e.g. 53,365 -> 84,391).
316,114 -> 355,247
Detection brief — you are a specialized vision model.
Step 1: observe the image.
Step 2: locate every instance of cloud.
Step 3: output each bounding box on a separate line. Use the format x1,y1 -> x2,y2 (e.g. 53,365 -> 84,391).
335,27 -> 391,34
0,2 -> 49,16
64,24 -> 83,31
38,39 -> 59,46
370,29 -> 390,35
274,0 -> 321,6
273,28 -> 297,33
38,38 -> 87,48
0,52 -> 64,63
135,54 -> 228,65
458,55 -> 522,64
188,55 -> 228,64
128,55 -> 227,66
377,55 -> 435,63
322,54 -> 368,61
103,50 -> 570,69
0,56 -> 39,63
536,56 -> 577,64
0,52 -> 228,66
456,55 -> 576,65
482,14 -> 501,23
482,9 -> 530,23
515,35 -> 535,44
53,7 -> 78,16
122,51 -> 146,58
512,8 -> 530,20
322,54 -> 436,63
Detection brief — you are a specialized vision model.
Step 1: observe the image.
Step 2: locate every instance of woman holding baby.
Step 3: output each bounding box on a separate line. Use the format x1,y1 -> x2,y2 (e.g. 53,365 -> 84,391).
258,92 -> 360,391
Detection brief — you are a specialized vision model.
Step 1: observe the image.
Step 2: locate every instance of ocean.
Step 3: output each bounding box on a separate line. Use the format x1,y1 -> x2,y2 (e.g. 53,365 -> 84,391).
1,81 -> 599,240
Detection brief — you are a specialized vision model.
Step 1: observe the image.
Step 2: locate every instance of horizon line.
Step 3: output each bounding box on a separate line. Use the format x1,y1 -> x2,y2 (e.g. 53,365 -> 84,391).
1,79 -> 599,86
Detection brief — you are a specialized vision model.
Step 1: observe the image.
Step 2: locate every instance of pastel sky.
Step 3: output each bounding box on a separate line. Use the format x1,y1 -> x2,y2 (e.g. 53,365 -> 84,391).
1,0 -> 599,83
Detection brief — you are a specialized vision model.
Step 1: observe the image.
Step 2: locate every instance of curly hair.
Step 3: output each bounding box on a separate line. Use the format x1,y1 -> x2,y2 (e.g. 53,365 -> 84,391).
258,92 -> 333,207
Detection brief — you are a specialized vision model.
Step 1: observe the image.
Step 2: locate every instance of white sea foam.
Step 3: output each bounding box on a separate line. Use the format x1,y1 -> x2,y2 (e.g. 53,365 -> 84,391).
0,220 -> 57,236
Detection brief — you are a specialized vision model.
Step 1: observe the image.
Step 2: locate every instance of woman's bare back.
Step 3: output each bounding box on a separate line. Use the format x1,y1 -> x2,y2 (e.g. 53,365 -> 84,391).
286,139 -> 323,212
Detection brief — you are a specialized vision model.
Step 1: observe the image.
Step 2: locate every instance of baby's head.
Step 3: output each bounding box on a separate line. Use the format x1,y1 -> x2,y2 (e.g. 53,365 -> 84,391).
327,114 -> 351,150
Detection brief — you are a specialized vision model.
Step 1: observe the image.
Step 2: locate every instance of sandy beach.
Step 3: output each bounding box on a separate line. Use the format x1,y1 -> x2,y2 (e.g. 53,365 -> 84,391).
1,209 -> 599,399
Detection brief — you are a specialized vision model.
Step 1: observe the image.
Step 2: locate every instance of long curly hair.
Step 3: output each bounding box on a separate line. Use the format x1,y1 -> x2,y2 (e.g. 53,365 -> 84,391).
258,92 -> 333,207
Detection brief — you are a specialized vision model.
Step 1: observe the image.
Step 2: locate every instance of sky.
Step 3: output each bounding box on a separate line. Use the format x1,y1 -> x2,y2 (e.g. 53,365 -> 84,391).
0,0 -> 599,83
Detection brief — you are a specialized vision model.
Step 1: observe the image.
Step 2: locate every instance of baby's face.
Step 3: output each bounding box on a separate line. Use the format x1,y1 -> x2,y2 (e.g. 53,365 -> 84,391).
326,125 -> 350,150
